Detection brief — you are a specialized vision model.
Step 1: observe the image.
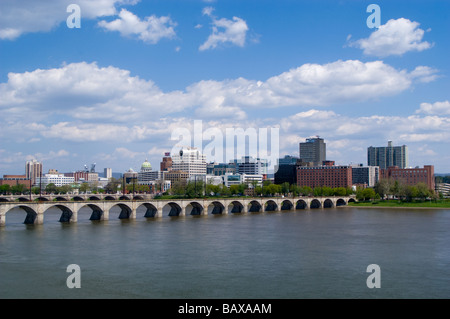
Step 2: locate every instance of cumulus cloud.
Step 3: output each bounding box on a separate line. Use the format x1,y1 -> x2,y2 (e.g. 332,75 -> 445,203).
0,0 -> 139,40
349,18 -> 433,57
199,7 -> 249,51
0,60 -> 438,125
98,8 -> 177,44
416,101 -> 450,115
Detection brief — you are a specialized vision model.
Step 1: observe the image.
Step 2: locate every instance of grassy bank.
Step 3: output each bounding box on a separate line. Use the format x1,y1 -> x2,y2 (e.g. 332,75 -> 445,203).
348,199 -> 450,209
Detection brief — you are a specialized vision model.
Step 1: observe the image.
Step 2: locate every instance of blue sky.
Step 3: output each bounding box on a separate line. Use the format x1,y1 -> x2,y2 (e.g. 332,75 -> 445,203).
0,0 -> 449,175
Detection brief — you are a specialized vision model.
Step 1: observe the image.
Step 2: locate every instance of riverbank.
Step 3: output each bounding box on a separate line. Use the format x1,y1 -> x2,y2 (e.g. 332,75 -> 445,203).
348,200 -> 450,209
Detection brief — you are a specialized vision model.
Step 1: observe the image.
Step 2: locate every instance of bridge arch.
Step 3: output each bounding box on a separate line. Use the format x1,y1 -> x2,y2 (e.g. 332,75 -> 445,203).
17,197 -> 30,202
208,201 -> 225,215
78,203 -> 104,221
281,199 -> 294,210
72,196 -> 84,201
336,198 -> 347,206
163,202 -> 182,217
0,198 -> 10,202
228,201 -> 244,214
42,204 -> 74,223
109,203 -> 133,219
104,196 -> 115,201
248,200 -> 262,213
88,196 -> 101,201
133,195 -> 144,200
296,199 -> 308,209
119,195 -> 131,200
186,201 -> 204,215
323,199 -> 334,208
138,203 -> 158,218
54,196 -> 68,202
348,198 -> 356,203
4,205 -> 38,224
265,200 -> 278,212
310,199 -> 321,209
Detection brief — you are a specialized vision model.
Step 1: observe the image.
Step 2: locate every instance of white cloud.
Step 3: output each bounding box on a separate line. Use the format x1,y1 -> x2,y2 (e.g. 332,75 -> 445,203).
98,8 -> 177,44
349,18 -> 433,57
0,0 -> 139,40
416,101 -> 450,115
199,7 -> 249,51
0,60 -> 438,126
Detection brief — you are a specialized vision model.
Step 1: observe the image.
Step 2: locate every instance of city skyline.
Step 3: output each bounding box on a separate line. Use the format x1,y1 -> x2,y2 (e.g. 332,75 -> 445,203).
1,0 -> 449,175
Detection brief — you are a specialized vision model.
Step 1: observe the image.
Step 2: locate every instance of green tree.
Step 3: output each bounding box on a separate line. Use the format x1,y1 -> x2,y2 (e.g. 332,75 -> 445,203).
0,184 -> 11,194
104,177 -> 121,193
45,183 -> 58,194
281,182 -> 290,195
416,182 -> 431,201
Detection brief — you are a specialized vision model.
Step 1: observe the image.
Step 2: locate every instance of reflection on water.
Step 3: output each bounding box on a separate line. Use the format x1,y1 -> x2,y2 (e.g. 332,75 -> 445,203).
1,207 -> 450,298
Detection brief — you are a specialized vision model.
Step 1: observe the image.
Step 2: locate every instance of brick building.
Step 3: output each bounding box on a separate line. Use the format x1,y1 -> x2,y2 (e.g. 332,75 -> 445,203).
381,165 -> 435,190
297,165 -> 352,188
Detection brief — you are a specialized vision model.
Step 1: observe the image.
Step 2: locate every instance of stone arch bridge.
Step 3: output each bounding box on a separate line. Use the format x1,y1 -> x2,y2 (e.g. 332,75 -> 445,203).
0,196 -> 355,227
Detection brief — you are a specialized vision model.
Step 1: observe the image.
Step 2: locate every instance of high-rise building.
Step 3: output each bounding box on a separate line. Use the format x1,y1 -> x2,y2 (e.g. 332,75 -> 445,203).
160,152 -> 172,171
351,164 -> 380,187
367,141 -> 408,169
171,147 -> 206,177
104,168 -> 112,180
299,137 -> 326,166
25,160 -> 43,186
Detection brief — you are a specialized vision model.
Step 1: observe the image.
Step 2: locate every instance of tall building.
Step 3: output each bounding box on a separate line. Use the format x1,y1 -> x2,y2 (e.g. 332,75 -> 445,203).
160,152 -> 172,171
367,141 -> 408,169
381,165 -> 435,191
351,164 -> 380,187
297,165 -> 352,188
171,147 -> 206,177
104,168 -> 112,180
25,160 -> 43,186
299,137 -> 326,166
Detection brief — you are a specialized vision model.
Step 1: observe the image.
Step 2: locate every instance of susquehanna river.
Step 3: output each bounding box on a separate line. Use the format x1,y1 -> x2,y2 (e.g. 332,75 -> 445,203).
1,206 -> 450,299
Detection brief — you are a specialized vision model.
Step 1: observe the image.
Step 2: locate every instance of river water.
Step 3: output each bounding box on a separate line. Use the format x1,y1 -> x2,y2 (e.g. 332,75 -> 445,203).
1,206 -> 449,299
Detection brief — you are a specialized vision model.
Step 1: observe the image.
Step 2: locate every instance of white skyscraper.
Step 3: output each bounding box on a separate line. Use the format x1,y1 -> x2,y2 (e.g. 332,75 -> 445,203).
171,147 -> 207,177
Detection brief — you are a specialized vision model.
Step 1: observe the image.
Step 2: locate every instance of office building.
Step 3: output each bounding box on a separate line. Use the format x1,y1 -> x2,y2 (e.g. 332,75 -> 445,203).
274,156 -> 298,185
235,156 -> 267,176
163,170 -> 189,185
223,173 -> 263,188
171,147 -> 206,177
297,165 -> 352,188
368,141 -> 408,169
0,175 -> 31,189
381,165 -> 435,190
351,164 -> 380,187
299,137 -> 326,166
212,163 -> 237,176
36,174 -> 75,188
25,159 -> 43,186
160,152 -> 173,171
104,168 -> 112,180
